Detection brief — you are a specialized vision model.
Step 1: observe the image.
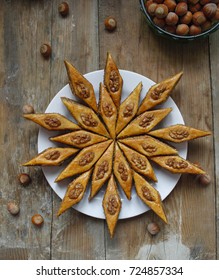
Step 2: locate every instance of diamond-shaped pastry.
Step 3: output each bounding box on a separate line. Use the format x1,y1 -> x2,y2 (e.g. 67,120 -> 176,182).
64,60 -> 98,112
23,113 -> 80,131
133,171 -> 167,223
116,82 -> 142,135
102,175 -> 121,238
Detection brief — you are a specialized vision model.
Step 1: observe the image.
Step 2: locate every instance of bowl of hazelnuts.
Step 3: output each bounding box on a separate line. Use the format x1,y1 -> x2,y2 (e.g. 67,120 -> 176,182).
140,0 -> 219,41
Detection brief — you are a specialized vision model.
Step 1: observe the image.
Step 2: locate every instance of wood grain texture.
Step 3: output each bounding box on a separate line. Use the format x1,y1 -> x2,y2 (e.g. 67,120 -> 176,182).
99,0 -> 215,260
0,0 -> 217,260
49,0 -> 105,260
0,0 -> 53,260
209,31 -> 219,260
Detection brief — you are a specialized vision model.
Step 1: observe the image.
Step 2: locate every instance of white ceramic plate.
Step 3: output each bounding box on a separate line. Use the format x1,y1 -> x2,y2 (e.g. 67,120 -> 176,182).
38,70 -> 187,219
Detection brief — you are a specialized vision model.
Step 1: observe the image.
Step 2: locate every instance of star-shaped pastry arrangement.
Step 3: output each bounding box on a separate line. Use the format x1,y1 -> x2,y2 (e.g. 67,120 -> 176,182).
23,53 -> 211,238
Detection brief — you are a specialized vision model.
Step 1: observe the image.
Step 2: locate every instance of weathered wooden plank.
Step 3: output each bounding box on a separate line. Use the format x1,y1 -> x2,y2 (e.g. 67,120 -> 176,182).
0,0 -> 53,259
209,31 -> 219,260
99,0 -> 215,259
49,0 -> 105,260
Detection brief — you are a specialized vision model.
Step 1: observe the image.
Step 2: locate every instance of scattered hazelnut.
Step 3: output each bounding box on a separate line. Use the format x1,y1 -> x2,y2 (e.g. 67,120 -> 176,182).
7,201 -> 20,215
18,173 -> 31,186
176,23 -> 190,35
31,214 -> 44,227
175,2 -> 188,16
22,104 -> 34,114
147,222 -> 160,235
58,2 -> 69,17
165,12 -> 179,25
40,43 -> 52,58
155,4 -> 169,18
104,16 -> 117,32
197,173 -> 211,185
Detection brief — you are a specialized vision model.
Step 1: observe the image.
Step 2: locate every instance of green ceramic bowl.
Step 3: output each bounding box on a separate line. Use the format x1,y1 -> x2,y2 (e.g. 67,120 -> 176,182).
139,0 -> 219,42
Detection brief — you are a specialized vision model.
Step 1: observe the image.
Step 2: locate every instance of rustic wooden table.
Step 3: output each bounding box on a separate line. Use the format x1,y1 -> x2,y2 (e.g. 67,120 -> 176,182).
0,0 -> 218,260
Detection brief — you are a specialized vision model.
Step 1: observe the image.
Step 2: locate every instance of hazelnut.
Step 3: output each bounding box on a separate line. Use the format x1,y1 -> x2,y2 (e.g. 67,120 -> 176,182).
201,20 -> 212,31
197,173 -> 211,185
153,16 -> 166,27
31,214 -> 44,227
188,0 -> 199,4
176,23 -> 190,35
18,173 -> 31,186
147,3 -> 158,16
163,0 -> 177,12
212,8 -> 219,21
155,4 -> 169,18
154,0 -> 165,3
180,11 -> 193,24
40,43 -> 51,58
22,104 -> 34,114
193,11 -> 207,25
104,16 -> 117,32
199,0 -> 211,5
147,222 -> 160,235
175,2 -> 188,16
145,0 -> 154,9
203,3 -> 217,19
164,25 -> 177,33
165,12 -> 179,25
189,24 -> 202,35
7,201 -> 20,215
188,3 -> 201,13
58,2 -> 69,17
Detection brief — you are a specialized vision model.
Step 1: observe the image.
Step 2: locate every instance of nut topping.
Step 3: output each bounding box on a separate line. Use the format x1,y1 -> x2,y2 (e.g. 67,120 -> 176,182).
95,160 -> 109,180
131,154 -> 147,170
79,151 -> 95,166
44,116 -> 61,128
68,183 -> 84,199
76,82 -> 90,99
107,194 -> 119,215
142,143 -> 157,154
123,102 -> 134,117
44,150 -> 61,160
80,113 -> 98,127
139,113 -> 154,128
165,157 -> 188,169
151,85 -> 166,100
109,70 -> 120,92
71,134 -> 91,144
141,186 -> 155,201
102,102 -> 114,117
169,128 -> 189,140
117,162 -> 128,181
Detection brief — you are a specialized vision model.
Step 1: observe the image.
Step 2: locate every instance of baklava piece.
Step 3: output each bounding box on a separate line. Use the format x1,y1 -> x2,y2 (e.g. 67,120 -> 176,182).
104,52 -> 123,108
102,175 -> 121,238
57,169 -> 92,216
64,60 -> 98,112
133,171 -> 167,223
137,72 -> 183,115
